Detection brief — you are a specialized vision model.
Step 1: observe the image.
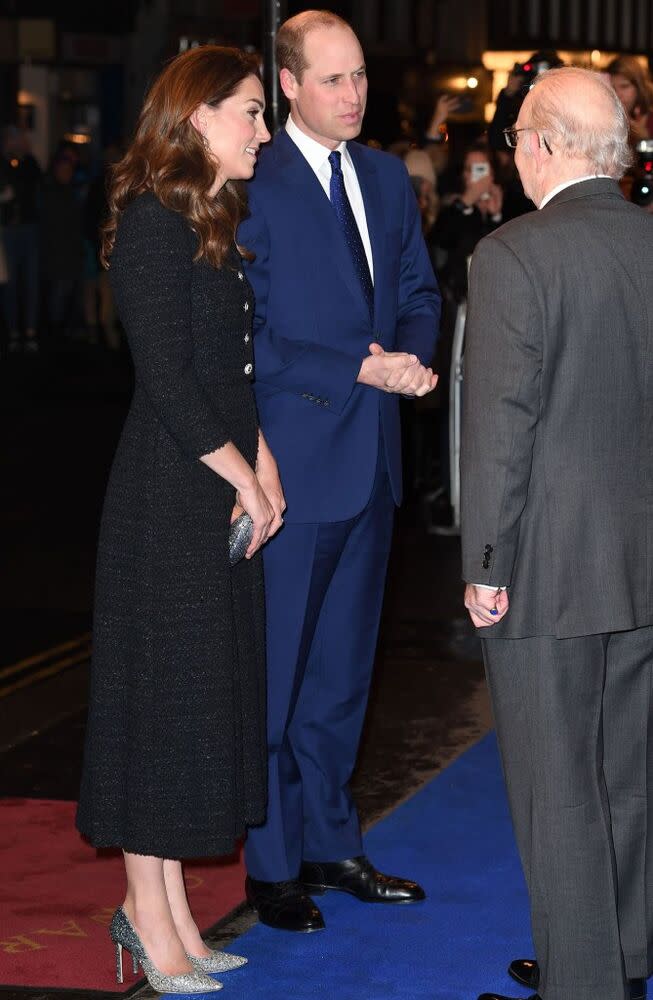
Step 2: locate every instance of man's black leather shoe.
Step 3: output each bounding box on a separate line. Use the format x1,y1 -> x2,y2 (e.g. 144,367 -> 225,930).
478,994 -> 539,1000
508,959 -> 539,989
508,959 -> 646,1000
299,855 -> 425,903
478,994 -> 540,1000
245,876 -> 325,932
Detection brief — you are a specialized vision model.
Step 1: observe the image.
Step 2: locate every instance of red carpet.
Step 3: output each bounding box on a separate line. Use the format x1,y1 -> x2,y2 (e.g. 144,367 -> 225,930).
0,798 -> 247,992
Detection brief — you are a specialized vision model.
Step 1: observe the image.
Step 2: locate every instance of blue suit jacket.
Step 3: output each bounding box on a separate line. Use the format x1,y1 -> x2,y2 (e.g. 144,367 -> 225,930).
238,130 -> 441,523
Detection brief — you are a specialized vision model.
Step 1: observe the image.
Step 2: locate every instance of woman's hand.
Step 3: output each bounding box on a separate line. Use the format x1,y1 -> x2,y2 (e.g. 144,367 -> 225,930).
462,173 -> 493,208
428,94 -> 462,135
234,478 -> 276,559
256,433 -> 286,540
199,438 -> 278,558
482,182 -> 504,217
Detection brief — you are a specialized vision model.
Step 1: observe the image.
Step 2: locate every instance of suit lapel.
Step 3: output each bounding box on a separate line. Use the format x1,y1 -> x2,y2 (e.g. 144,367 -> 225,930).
274,131 -> 376,323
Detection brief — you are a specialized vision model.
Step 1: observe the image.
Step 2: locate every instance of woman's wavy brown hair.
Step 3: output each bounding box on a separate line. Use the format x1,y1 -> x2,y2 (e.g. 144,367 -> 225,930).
101,45 -> 260,269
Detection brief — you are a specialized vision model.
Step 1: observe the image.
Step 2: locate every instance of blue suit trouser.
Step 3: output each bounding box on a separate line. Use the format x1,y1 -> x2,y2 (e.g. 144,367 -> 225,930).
245,446 -> 395,881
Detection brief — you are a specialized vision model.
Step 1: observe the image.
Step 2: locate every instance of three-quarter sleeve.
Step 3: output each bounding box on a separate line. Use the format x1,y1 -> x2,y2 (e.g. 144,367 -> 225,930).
110,194 -> 231,460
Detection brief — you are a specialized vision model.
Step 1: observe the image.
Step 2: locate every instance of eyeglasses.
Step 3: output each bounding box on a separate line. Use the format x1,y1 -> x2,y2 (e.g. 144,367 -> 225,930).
503,127 -> 552,155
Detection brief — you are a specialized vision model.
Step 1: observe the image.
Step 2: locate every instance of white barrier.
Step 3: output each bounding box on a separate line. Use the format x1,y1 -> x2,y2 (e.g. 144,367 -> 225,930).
448,299 -> 466,532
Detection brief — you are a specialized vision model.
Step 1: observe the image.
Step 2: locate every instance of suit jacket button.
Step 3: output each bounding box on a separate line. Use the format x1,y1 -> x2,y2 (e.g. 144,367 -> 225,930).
244,301 -> 249,312
244,363 -> 253,375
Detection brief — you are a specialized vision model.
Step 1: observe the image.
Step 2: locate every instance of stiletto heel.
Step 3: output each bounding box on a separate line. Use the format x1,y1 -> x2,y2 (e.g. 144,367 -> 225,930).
109,906 -> 223,994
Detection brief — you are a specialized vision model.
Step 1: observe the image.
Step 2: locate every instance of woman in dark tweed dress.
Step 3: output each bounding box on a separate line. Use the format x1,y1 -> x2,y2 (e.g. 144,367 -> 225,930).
76,47 -> 283,994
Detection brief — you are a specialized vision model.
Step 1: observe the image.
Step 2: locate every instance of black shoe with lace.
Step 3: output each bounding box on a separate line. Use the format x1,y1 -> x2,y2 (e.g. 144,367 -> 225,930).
299,854 -> 426,903
245,876 -> 325,932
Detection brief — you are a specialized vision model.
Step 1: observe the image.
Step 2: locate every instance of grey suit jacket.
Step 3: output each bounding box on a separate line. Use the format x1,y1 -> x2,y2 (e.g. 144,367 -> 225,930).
461,178 -> 653,639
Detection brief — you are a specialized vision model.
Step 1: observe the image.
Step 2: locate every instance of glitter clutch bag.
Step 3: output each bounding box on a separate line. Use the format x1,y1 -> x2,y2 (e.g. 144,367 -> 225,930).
229,512 -> 253,565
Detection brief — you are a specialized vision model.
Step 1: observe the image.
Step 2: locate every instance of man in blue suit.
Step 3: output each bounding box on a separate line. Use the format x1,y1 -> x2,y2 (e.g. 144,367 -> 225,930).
239,9 -> 441,932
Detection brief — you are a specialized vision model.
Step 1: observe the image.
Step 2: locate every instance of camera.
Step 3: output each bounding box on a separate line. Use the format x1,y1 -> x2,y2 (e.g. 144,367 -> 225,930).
513,50 -> 563,88
513,58 -> 551,87
631,139 -> 653,208
470,161 -> 490,182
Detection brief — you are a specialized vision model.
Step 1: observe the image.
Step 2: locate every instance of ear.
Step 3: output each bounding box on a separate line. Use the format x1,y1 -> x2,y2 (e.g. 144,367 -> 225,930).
189,105 -> 206,137
280,67 -> 298,102
531,131 -> 547,172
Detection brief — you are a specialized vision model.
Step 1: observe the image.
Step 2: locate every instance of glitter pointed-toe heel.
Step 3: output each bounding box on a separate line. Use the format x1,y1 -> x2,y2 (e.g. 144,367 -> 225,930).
109,906 -> 223,994
187,949 -> 247,973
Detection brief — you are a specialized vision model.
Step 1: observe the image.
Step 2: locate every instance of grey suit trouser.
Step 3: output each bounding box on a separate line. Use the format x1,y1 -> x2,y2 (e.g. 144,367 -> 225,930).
483,626 -> 653,1000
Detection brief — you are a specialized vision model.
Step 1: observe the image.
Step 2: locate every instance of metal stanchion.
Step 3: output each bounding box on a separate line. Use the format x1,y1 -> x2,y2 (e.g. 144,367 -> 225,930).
263,0 -> 287,134
447,300 -> 466,532
424,298 -> 466,537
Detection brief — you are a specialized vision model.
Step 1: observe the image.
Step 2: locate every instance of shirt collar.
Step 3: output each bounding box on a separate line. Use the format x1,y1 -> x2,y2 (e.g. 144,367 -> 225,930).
285,114 -> 348,173
539,174 -> 611,209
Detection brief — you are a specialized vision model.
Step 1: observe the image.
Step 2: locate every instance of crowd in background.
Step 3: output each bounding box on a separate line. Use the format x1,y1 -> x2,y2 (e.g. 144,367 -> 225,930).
0,128 -> 123,355
1,51 -> 651,525
1,51 -> 651,360
395,51 -> 653,526
401,52 -> 653,304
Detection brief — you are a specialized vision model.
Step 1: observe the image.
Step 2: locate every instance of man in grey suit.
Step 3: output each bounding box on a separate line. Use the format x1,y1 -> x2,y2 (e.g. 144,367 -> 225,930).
461,67 -> 653,1000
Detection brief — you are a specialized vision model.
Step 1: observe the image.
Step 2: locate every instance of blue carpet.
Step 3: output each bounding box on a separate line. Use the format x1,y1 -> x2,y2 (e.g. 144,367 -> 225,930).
167,733 -> 536,1000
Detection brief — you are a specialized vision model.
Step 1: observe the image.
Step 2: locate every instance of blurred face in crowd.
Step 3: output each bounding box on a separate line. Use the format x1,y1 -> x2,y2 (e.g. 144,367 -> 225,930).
463,150 -> 493,187
609,73 -> 638,116
280,25 -> 367,149
193,74 -> 270,194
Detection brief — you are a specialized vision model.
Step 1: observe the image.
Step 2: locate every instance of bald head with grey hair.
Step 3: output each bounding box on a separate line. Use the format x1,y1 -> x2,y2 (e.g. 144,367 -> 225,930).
528,67 -> 632,177
512,67 -> 633,207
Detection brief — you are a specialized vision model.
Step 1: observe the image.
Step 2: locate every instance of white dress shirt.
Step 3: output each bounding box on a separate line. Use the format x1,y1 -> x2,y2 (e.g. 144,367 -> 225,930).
285,114 -> 374,282
539,174 -> 610,209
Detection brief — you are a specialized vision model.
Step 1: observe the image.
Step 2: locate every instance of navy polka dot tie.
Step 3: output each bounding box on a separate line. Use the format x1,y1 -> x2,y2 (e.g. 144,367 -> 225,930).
328,150 -> 374,319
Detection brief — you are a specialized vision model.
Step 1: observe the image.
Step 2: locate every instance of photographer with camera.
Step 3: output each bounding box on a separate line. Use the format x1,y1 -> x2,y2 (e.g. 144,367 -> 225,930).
488,50 -> 563,150
432,144 -> 503,302
488,52 -> 563,220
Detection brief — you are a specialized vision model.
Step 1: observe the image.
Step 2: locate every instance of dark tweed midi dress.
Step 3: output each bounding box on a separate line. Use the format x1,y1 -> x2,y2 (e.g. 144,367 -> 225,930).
76,192 -> 267,859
